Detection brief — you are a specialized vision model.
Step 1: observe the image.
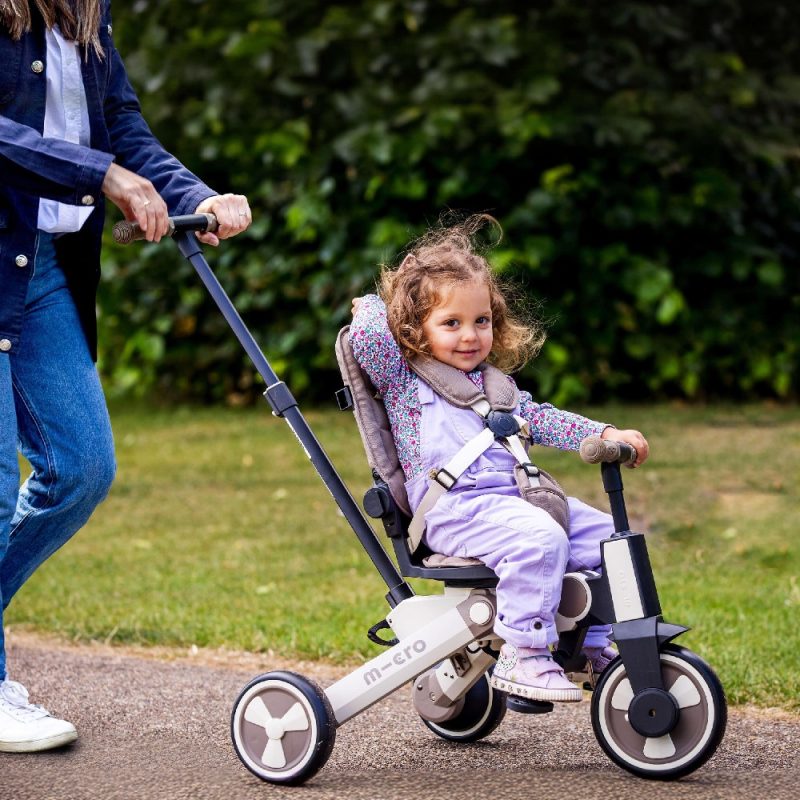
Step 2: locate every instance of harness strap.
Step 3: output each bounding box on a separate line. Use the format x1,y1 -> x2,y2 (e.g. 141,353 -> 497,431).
407,427 -> 495,551
502,425 -> 542,488
472,398 -> 492,417
407,404 -> 542,552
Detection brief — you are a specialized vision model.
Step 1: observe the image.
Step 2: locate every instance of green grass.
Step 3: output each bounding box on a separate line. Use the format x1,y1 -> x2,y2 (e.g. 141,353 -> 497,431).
8,402 -> 800,711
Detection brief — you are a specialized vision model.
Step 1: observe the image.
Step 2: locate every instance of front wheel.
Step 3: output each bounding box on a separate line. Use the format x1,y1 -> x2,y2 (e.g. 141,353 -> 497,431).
231,671 -> 336,785
592,644 -> 726,780
421,671 -> 507,743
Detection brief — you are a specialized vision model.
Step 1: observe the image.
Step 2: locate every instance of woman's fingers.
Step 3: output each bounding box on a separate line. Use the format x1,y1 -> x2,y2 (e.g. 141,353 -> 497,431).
195,194 -> 252,241
102,163 -> 169,241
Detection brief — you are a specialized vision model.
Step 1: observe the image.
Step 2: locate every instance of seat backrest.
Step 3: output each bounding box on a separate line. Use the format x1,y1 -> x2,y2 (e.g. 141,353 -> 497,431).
334,326 -> 412,517
335,327 -> 499,587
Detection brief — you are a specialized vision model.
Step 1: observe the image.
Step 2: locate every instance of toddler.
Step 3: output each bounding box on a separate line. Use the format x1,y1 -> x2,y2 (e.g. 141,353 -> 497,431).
350,216 -> 648,702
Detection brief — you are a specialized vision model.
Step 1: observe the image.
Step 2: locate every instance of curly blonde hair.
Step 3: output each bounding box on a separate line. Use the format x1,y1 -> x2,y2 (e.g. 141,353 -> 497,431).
379,214 -> 544,373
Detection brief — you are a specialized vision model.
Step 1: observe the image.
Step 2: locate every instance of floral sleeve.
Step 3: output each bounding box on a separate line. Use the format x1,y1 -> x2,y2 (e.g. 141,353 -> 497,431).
517,387 -> 609,451
350,294 -> 412,396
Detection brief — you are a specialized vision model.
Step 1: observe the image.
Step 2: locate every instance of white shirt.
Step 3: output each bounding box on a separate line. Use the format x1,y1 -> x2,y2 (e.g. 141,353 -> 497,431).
37,25 -> 95,234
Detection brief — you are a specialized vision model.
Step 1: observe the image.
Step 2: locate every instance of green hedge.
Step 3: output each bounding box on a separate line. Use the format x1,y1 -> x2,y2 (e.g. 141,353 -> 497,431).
98,0 -> 800,404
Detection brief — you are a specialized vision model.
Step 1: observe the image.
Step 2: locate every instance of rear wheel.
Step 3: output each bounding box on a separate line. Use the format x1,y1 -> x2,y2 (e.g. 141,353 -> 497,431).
421,671 -> 507,743
231,671 -> 336,785
591,645 -> 726,780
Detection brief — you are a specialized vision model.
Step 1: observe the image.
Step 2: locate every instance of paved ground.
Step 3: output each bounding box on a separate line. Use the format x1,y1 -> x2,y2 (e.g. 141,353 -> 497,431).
2,633 -> 799,800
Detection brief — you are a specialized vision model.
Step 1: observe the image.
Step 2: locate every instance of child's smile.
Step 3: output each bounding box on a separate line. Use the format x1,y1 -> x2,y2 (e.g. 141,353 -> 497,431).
421,281 -> 493,372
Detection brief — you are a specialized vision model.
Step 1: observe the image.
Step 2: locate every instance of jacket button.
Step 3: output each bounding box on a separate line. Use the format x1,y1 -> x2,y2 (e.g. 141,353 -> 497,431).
81,195 -> 95,206
107,24 -> 113,35
0,340 -> 11,352
31,60 -> 44,73
15,254 -> 29,268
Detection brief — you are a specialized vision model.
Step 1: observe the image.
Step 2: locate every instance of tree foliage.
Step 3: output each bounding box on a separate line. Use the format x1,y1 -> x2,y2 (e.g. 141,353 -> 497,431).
99,0 -> 800,404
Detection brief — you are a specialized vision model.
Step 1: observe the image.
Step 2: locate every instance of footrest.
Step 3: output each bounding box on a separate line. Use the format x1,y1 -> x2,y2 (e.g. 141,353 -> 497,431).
505,695 -> 554,714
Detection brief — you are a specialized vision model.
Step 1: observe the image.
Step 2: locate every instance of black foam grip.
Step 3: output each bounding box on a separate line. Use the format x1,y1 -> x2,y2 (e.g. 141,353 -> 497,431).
112,214 -> 218,245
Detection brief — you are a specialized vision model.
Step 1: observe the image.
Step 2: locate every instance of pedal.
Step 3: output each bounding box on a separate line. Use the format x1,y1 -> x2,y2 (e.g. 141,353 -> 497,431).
505,695 -> 554,714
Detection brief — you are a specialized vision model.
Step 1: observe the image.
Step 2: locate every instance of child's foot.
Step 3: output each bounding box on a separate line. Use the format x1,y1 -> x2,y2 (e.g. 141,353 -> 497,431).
490,644 -> 583,702
583,645 -> 618,676
568,646 -> 619,689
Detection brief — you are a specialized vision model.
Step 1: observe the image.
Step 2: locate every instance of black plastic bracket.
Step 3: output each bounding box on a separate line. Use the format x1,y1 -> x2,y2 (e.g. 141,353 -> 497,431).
367,618 -> 398,647
364,485 -> 392,519
553,627 -> 589,672
335,386 -> 354,411
263,381 -> 298,417
613,616 -> 667,693
363,484 -> 407,540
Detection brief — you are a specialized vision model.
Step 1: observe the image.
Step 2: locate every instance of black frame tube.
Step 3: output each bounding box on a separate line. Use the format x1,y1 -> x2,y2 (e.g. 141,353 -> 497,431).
601,461 -> 631,533
174,232 -> 413,607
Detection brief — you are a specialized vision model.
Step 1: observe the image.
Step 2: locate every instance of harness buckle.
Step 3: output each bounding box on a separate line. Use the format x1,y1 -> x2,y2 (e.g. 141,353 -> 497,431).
430,468 -> 457,490
485,410 -> 521,438
521,462 -> 540,478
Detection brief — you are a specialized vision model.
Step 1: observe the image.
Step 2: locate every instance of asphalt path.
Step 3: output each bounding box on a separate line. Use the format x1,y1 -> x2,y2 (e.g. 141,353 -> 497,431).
2,634 -> 798,800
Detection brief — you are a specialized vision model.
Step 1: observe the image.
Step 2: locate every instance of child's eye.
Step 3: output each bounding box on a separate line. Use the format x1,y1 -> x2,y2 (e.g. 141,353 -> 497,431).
443,319 -> 459,328
477,316 -> 491,325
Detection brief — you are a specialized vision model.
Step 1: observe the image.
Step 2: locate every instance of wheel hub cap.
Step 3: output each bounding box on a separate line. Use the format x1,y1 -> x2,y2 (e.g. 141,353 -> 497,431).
628,687 -> 680,737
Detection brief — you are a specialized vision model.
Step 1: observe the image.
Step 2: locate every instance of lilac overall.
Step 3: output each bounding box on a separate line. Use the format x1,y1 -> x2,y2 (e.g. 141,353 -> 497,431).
405,378 -> 613,650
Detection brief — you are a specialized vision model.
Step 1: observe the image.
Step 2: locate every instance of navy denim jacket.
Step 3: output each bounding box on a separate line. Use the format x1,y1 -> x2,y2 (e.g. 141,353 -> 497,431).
0,1 -> 215,360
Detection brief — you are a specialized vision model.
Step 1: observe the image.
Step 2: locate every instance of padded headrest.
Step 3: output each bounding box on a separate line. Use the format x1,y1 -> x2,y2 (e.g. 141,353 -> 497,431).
334,327 -> 412,517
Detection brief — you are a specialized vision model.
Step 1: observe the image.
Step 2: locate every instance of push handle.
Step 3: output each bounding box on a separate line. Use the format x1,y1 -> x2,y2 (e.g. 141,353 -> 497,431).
579,435 -> 637,466
112,213 -> 218,244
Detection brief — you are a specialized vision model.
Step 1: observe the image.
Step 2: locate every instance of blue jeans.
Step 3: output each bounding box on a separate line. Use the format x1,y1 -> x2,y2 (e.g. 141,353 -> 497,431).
0,233 -> 115,679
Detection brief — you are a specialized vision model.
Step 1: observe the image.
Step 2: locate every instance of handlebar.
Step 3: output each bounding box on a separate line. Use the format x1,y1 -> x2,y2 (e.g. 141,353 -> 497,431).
112,213 -> 218,244
579,435 -> 637,466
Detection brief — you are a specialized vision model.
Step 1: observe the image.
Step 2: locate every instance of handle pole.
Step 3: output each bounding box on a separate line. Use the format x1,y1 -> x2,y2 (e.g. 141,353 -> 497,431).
172,232 -> 412,603
172,231 -> 279,386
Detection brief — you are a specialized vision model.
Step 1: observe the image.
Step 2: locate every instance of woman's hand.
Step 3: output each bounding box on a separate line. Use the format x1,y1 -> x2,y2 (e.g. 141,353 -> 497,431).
101,163 -> 170,242
194,194 -> 252,246
601,426 -> 650,467
351,297 -> 362,316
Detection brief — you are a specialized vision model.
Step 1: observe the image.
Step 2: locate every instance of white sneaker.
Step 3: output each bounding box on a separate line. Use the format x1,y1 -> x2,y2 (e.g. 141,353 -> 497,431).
0,679 -> 77,752
490,644 -> 583,702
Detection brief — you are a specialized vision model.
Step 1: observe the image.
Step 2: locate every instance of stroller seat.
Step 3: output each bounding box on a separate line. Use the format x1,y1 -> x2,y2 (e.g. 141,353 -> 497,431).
335,327 -> 497,588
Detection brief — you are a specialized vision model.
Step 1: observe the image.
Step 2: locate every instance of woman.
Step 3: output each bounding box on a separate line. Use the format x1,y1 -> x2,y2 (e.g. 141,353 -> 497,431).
0,0 -> 251,751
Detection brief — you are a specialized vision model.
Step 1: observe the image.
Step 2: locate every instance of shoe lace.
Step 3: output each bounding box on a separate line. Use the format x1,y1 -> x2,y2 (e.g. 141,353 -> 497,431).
0,679 -> 50,719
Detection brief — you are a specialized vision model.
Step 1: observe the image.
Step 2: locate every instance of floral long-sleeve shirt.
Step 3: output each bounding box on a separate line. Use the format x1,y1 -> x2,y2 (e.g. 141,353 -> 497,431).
350,295 -> 608,480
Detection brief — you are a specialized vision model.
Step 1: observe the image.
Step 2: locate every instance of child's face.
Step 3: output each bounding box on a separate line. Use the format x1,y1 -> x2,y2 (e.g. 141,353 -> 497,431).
421,281 -> 493,372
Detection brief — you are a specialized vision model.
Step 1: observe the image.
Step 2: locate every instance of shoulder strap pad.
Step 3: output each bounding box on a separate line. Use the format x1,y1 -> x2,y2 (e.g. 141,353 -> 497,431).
409,355 -> 518,411
478,362 -> 519,411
